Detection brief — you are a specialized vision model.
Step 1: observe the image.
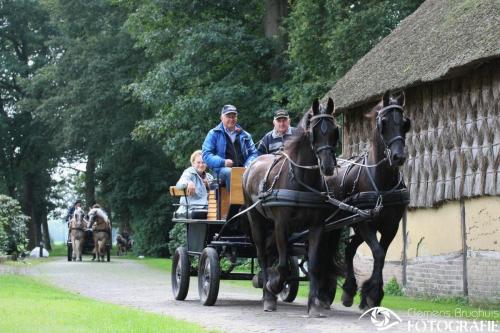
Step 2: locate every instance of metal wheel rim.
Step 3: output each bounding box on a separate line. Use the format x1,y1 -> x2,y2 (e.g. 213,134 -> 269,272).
174,260 -> 182,291
202,259 -> 211,298
281,282 -> 290,297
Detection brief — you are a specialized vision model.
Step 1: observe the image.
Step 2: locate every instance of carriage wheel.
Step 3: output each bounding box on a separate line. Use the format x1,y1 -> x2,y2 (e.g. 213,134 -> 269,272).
106,246 -> 111,262
198,247 -> 220,306
172,247 -> 190,300
67,243 -> 72,262
279,256 -> 300,303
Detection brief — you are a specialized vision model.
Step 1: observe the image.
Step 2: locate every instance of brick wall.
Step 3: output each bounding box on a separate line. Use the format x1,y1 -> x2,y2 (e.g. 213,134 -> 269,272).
353,250 -> 500,302
404,252 -> 464,297
467,251 -> 500,302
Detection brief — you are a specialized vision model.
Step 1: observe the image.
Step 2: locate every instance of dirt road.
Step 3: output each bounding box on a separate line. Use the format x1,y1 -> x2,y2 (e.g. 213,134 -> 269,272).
7,258 -> 495,333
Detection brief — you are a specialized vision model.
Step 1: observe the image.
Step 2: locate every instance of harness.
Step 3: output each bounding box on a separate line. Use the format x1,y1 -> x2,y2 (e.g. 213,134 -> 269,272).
376,104 -> 406,166
217,105 -> 410,235
325,104 -> 411,222
69,215 -> 86,232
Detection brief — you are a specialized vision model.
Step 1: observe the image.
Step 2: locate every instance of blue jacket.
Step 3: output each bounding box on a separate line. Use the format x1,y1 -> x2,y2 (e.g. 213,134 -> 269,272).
202,122 -> 258,173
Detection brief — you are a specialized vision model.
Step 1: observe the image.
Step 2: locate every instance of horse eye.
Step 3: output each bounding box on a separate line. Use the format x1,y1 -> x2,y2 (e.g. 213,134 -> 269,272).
403,118 -> 411,132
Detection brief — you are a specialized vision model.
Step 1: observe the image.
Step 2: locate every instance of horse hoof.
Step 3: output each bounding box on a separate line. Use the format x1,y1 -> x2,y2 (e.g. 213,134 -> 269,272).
264,299 -> 277,312
308,299 -> 328,318
341,292 -> 354,307
266,280 -> 283,295
265,280 -> 281,295
359,304 -> 370,312
366,296 -> 377,309
308,305 -> 326,318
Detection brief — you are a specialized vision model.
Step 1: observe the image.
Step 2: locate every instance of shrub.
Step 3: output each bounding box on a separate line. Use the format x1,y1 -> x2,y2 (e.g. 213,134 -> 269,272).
384,277 -> 404,296
167,223 -> 186,256
0,195 -> 29,257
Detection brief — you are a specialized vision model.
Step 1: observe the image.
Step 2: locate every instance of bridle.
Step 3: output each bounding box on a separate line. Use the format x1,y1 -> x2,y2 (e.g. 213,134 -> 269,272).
71,208 -> 86,230
308,113 -> 338,166
376,104 -> 406,166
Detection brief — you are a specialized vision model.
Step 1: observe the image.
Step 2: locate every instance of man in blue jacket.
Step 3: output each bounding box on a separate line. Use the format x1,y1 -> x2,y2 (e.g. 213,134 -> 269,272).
202,104 -> 258,190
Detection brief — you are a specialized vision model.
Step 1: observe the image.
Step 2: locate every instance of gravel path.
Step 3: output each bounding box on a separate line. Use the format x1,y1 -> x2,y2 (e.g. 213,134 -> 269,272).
3,258 -> 496,333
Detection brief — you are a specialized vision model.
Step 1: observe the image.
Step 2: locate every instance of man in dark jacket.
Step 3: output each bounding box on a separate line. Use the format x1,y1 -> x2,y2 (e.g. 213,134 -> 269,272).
65,200 -> 82,224
202,104 -> 258,190
257,109 -> 297,155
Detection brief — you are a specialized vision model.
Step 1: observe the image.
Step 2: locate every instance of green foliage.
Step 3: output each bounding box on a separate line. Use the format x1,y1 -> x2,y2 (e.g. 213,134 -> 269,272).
384,277 -> 404,296
0,195 -> 29,256
167,223 -> 186,256
97,138 -> 177,257
117,192 -> 171,258
125,0 -> 281,166
2,0 -> 425,256
0,0 -> 59,248
285,0 -> 424,114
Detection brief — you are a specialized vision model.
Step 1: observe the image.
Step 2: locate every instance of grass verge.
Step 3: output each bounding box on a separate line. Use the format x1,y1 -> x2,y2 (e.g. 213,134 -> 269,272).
0,275 -> 210,333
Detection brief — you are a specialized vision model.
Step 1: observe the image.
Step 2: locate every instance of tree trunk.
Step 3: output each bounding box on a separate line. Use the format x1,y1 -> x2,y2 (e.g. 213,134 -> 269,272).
23,175 -> 39,249
41,214 -> 51,250
264,0 -> 289,81
85,152 -> 96,207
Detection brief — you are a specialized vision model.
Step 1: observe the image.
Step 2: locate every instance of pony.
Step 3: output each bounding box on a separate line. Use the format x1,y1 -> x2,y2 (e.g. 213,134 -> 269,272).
326,91 -> 411,310
116,232 -> 133,256
69,206 -> 87,261
243,98 -> 343,317
88,207 -> 111,262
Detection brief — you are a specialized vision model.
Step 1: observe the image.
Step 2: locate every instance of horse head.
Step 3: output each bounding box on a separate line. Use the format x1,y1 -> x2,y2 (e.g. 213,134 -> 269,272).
72,207 -> 86,228
375,91 -> 411,167
308,97 -> 339,176
88,207 -> 109,226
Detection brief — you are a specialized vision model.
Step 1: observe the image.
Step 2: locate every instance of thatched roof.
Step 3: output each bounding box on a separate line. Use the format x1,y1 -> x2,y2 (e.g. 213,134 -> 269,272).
327,0 -> 500,112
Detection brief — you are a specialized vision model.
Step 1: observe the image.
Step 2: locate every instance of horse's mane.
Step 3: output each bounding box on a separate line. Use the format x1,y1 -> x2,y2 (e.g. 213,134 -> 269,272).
284,111 -> 311,153
89,207 -> 109,223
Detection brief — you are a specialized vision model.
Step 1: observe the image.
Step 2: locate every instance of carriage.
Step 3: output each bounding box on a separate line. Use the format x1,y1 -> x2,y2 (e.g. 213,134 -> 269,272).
169,167 -> 408,306
67,222 -> 112,262
170,167 -> 304,305
169,93 -> 411,313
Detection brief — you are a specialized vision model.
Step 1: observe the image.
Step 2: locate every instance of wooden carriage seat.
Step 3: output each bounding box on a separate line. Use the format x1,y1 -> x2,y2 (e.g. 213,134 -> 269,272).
208,167 -> 245,220
169,187 -> 208,219
170,167 -> 245,221
229,167 -> 245,205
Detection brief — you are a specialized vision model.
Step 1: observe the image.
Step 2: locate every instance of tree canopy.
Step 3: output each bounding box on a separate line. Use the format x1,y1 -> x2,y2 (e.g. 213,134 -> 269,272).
0,0 -> 423,256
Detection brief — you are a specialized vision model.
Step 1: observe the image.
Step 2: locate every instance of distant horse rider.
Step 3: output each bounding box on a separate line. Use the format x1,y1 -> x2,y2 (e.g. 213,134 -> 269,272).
65,200 -> 83,239
66,200 -> 82,225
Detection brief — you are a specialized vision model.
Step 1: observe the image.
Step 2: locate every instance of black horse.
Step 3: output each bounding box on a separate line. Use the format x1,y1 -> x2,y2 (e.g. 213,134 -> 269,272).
243,98 -> 343,317
326,91 -> 411,310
